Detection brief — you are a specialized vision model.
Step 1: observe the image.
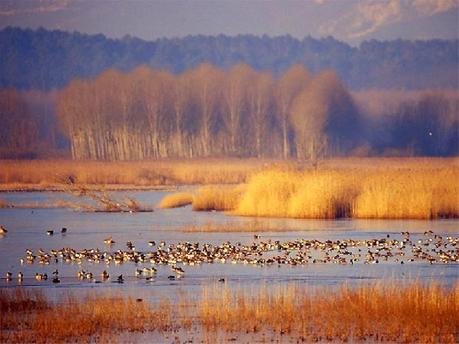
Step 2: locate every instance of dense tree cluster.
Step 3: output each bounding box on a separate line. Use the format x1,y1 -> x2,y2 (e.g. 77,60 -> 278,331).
0,89 -> 67,158
54,64 -> 458,160
1,27 -> 457,90
57,64 -> 363,160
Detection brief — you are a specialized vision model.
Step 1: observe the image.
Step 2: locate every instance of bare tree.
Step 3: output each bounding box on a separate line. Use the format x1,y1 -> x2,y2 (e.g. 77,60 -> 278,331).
275,65 -> 311,159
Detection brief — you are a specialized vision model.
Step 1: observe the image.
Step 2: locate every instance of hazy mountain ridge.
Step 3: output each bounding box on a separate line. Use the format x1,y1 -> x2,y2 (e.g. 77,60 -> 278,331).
1,26 -> 457,90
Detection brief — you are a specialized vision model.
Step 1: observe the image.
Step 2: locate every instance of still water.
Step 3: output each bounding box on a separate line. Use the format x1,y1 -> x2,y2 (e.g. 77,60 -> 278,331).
0,191 -> 458,300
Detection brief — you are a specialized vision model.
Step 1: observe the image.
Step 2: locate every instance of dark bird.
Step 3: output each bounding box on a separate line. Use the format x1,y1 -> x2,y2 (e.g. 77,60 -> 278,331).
61,227 -> 67,234
47,230 -> 54,236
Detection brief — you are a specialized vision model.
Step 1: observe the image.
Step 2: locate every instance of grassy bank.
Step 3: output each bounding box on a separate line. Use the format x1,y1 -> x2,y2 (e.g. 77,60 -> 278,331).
0,158 -> 277,191
1,157 -> 455,191
188,158 -> 459,219
1,282 -> 457,343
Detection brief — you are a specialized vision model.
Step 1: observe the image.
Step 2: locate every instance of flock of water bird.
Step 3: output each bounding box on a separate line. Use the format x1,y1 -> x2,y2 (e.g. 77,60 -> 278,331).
1,224 -> 458,285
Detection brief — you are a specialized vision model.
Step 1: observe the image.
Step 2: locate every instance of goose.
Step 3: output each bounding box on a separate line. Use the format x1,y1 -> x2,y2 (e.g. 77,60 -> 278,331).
171,266 -> 184,274
104,237 -> 115,245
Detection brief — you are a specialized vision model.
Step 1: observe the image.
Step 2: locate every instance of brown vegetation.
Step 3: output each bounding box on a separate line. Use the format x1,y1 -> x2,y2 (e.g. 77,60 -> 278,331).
0,158 -> 273,190
0,289 -> 172,343
185,158 -> 459,219
198,282 -> 458,343
192,185 -> 246,211
1,282 -> 457,343
158,192 -> 193,209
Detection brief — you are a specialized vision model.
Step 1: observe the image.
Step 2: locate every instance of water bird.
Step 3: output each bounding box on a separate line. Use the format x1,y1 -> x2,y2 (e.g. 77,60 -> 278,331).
52,276 -> 60,283
0,226 -> 7,234
61,227 -> 67,233
117,274 -> 124,283
6,272 -> 12,281
17,272 -> 23,281
171,266 -> 184,274
104,237 -> 115,245
47,230 -> 54,236
101,270 -> 109,280
148,241 -> 156,247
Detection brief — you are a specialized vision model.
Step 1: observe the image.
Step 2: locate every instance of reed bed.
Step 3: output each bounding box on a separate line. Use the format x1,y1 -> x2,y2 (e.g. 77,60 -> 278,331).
192,185 -> 246,211
0,159 -> 273,190
198,282 -> 458,343
158,192 -> 194,208
217,164 -> 459,219
1,157 -> 454,190
1,282 -> 457,343
0,290 -> 173,343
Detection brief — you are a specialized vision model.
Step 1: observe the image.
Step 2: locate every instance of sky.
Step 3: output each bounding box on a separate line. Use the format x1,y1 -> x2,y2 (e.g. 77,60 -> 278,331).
0,0 -> 457,44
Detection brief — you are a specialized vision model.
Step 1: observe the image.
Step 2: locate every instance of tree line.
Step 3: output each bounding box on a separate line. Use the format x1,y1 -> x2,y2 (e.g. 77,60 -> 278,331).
0,65 -> 457,160
1,27 -> 457,91
57,64 -> 364,160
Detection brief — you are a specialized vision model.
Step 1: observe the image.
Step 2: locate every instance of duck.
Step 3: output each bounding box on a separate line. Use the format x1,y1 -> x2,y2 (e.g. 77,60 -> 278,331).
104,237 -> 115,245
52,276 -> 60,284
47,230 -> 54,236
117,274 -> 124,283
101,270 -> 109,280
6,271 -> 12,281
0,226 -> 7,234
17,272 -> 23,281
148,241 -> 156,247
61,227 -> 67,234
171,266 -> 184,274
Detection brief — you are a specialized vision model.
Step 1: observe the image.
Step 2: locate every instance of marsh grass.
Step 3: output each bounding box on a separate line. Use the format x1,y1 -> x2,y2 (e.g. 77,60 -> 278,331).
234,165 -> 459,219
198,282 -> 459,343
0,290 -> 173,343
1,282 -> 457,343
158,192 -> 193,208
192,185 -> 246,211
0,159 -> 273,190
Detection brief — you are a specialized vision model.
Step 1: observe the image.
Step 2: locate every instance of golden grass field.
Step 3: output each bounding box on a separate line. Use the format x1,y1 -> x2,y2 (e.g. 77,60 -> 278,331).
1,282 -> 457,343
1,157 -> 458,219
0,158 -> 276,190
187,157 -> 459,219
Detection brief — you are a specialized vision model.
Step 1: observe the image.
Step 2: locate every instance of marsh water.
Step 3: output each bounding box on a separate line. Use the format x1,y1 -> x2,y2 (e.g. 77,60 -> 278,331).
0,190 -> 458,301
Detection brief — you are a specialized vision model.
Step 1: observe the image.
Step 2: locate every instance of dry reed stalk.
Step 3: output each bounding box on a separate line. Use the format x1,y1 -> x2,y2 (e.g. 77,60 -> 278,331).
233,165 -> 459,219
197,282 -> 459,343
158,192 -> 193,208
0,158 -> 276,189
1,282 -> 457,343
192,185 -> 245,211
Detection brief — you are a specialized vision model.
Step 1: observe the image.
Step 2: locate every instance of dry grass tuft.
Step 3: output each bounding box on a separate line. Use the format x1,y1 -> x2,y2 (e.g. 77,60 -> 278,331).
0,159 -> 273,190
198,282 -> 459,343
158,192 -> 194,209
1,282 -> 457,343
0,290 -> 172,343
233,162 -> 459,219
192,185 -> 245,211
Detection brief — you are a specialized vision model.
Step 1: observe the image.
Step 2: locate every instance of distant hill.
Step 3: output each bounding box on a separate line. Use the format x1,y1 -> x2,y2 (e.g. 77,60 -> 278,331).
1,27 -> 457,90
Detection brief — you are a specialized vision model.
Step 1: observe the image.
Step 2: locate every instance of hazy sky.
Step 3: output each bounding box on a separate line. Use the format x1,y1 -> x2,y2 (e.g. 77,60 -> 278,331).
0,0 -> 457,44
